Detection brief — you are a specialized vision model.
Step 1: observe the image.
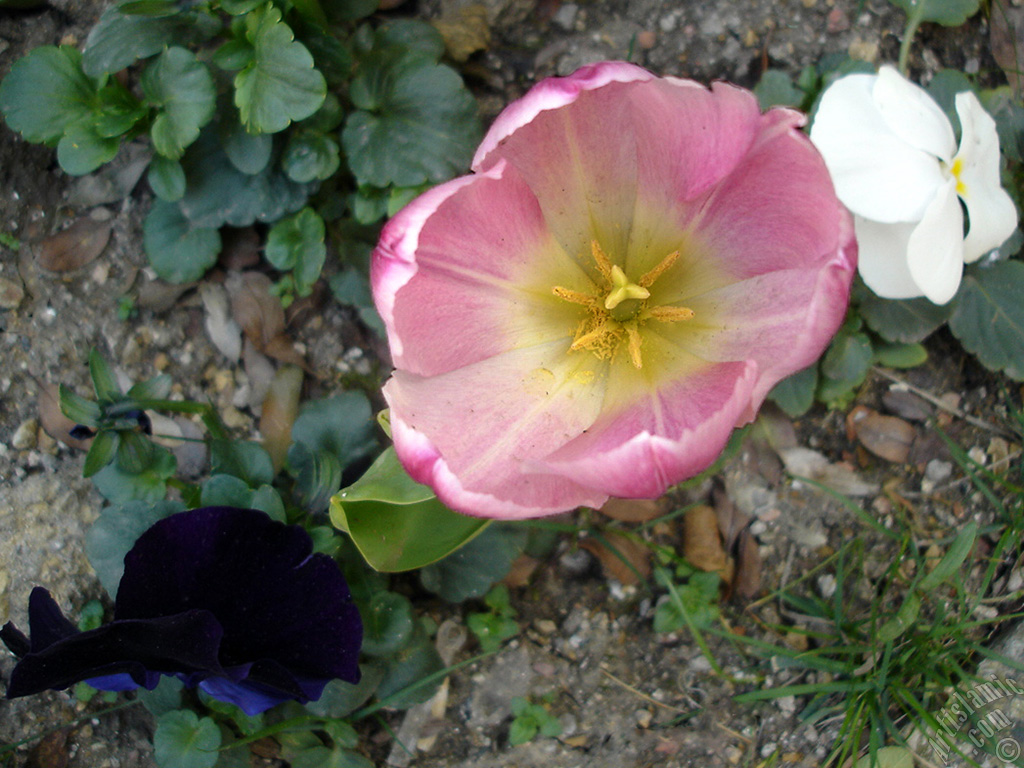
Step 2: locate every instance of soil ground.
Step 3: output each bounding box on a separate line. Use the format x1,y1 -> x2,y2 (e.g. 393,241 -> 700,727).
0,0 -> 1019,767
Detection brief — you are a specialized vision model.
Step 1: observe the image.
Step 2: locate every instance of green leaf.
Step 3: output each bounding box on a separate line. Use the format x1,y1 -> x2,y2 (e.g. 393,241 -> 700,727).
148,156 -> 186,201
234,4 -> 326,133
330,447 -> 488,572
853,747 -> 914,768
82,4 -> 196,77
0,46 -> 96,144
57,119 -> 120,175
348,185 -> 389,225
329,268 -> 386,335
283,131 -> 340,182
127,374 -> 172,400
949,261 -> 1024,379
374,19 -> 446,60
926,69 -> 975,134
86,500 -> 184,595
508,717 -> 538,746
768,364 -> 818,418
59,384 -> 101,426
304,662 -> 386,719
343,53 -> 480,187
375,627 -> 444,709
266,207 -> 326,295
92,445 -> 177,504
917,521 -> 977,591
360,591 -> 415,656
419,524 -> 527,602
219,118 -> 273,174
876,591 -> 921,643
116,430 -> 157,474
200,473 -> 256,508
94,81 -> 146,137
213,38 -> 255,71
287,442 -> 342,513
873,340 -> 928,368
291,392 -> 377,473
153,710 -> 221,768
209,439 -> 275,486
857,287 -> 952,343
143,200 -> 221,283
142,47 -> 216,160
137,676 -> 184,718
84,430 -> 120,478
754,69 -> 803,109
89,349 -> 122,401
323,0 -> 378,22
821,330 -> 873,382
466,611 -> 518,653
177,129 -> 313,229
889,0 -> 980,26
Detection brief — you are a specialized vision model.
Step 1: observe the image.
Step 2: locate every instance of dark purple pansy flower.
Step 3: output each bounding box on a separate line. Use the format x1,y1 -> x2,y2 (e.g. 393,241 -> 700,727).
1,507 -> 362,715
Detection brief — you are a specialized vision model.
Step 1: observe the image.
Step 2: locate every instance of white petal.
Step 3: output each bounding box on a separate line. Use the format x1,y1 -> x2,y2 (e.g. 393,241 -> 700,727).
953,91 -> 1019,262
854,217 -> 926,299
874,66 -> 957,162
906,179 -> 964,304
811,73 -> 946,223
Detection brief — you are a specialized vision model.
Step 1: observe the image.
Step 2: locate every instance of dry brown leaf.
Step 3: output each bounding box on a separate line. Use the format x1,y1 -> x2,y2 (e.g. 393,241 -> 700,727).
263,333 -> 307,368
847,406 -> 916,463
227,271 -> 284,348
712,486 -> 751,553
36,218 -> 111,272
433,4 -> 491,62
503,553 -> 541,588
579,532 -> 651,585
261,365 -> 303,472
597,497 -> 663,522
37,382 -> 92,450
683,504 -> 728,573
881,390 -> 932,422
199,282 -> 243,362
992,0 -> 1024,95
26,727 -> 69,768
135,277 -> 195,312
778,446 -> 879,496
730,529 -> 762,600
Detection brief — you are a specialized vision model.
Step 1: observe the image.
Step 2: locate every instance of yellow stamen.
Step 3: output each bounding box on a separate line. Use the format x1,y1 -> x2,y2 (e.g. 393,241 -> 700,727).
569,321 -> 615,351
590,240 -> 614,285
604,265 -> 650,310
638,250 -> 680,288
625,323 -> 643,368
552,286 -> 599,307
950,158 -> 967,197
646,305 -> 695,323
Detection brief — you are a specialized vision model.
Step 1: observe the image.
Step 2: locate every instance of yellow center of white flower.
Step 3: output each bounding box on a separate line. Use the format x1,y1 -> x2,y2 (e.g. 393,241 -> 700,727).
552,240 -> 695,369
949,157 -> 967,197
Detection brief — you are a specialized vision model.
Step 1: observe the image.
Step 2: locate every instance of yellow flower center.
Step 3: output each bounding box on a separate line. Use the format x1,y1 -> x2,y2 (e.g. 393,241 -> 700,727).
949,157 -> 967,197
552,240 -> 695,369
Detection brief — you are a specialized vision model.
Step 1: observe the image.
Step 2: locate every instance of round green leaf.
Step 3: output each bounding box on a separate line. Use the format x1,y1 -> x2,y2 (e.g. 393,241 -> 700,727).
342,60 -> 480,187
148,155 -> 186,201
419,524 -> 527,602
821,330 -> 873,383
0,46 -> 96,144
219,118 -> 273,174
91,446 -> 177,504
153,711 -> 221,768
769,364 -> 818,418
56,120 -> 121,175
283,131 -> 340,182
200,473 -> 254,508
234,4 -> 326,133
889,0 -> 979,26
360,591 -> 415,657
143,200 -> 221,283
210,438 -> 275,486
873,341 -> 928,369
82,4 -> 195,77
291,392 -> 376,472
265,207 -> 324,269
304,663 -> 386,719
949,261 -> 1024,379
85,500 -> 185,595
754,69 -> 803,109
857,288 -> 952,343
142,47 -> 216,160
375,628 -> 444,709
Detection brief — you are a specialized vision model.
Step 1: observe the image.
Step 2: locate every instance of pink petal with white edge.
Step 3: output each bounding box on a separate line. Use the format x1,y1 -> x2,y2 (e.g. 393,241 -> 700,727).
689,106 -> 855,283
373,160 -> 574,376
384,340 -> 610,519
538,359 -> 759,498
955,91 -> 1018,262
469,64 -> 656,260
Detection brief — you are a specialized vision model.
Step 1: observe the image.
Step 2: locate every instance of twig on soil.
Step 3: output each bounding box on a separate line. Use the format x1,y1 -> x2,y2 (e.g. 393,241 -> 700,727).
599,665 -> 689,713
872,368 -> 1017,440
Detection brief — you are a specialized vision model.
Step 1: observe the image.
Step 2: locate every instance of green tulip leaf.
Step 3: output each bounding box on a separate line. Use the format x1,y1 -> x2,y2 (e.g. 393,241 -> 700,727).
234,4 -> 326,133
153,711 -> 221,768
949,261 -> 1024,380
143,200 -> 221,283
142,47 -> 216,160
86,500 -> 185,595
0,46 -> 96,144
329,447 -> 488,572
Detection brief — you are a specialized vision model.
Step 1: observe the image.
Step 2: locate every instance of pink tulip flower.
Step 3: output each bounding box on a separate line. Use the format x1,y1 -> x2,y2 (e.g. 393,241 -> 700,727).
372,61 -> 857,519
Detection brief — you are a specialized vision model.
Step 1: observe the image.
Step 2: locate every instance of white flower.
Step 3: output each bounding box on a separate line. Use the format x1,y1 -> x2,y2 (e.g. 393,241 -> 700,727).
810,65 -> 1017,305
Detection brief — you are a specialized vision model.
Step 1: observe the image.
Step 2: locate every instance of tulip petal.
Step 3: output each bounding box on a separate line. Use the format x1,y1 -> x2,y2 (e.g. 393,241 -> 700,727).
810,72 -> 946,222
873,65 -> 956,162
906,179 -> 964,304
689,108 -> 855,282
955,91 -> 1018,262
374,160 -> 578,377
470,63 -> 654,260
385,341 -> 610,518
539,357 -> 759,498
